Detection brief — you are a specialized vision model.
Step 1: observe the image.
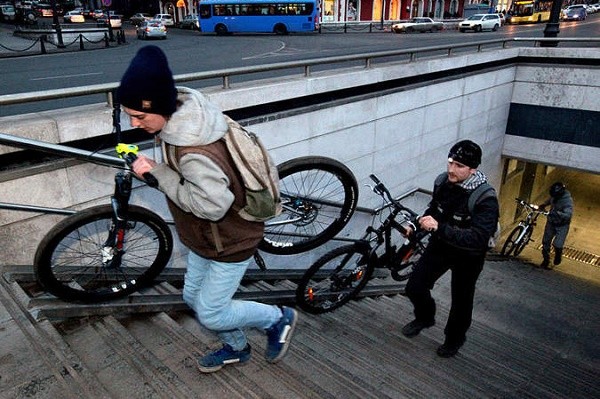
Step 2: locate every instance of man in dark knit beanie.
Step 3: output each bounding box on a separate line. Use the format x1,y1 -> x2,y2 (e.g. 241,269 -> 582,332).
401,140 -> 499,358
116,45 -> 177,117
118,45 -> 298,373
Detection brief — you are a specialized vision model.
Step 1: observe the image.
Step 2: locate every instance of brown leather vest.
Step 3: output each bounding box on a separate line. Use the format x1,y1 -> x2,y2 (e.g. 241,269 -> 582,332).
164,140 -> 264,262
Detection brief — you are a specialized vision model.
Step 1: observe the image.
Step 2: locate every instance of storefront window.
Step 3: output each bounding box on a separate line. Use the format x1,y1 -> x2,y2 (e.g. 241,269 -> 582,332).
347,1 -> 357,20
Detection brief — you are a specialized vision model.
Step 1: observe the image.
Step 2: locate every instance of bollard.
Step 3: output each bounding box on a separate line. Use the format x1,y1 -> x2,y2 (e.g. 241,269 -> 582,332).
120,29 -> 126,44
104,32 -> 110,47
40,35 -> 46,54
79,33 -> 84,50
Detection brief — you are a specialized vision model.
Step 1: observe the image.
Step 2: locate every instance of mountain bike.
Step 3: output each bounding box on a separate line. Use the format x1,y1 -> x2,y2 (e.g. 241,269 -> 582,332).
295,174 -> 430,314
33,147 -> 358,303
500,198 -> 548,257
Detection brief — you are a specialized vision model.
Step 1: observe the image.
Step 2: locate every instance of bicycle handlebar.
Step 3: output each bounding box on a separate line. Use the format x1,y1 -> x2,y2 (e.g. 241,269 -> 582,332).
514,198 -> 548,215
369,174 -> 419,218
116,143 -> 159,188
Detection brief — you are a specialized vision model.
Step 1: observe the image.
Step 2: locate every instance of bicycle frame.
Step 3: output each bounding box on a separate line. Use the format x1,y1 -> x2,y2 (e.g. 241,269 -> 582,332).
360,174 -> 428,276
515,200 -> 546,239
501,198 -> 548,257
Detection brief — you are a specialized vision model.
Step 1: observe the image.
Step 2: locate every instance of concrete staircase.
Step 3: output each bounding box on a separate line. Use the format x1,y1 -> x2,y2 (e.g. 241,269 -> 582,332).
1,258 -> 599,399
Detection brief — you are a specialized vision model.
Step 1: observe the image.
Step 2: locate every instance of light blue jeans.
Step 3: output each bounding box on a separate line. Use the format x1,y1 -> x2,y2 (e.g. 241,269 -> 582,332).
182,251 -> 282,351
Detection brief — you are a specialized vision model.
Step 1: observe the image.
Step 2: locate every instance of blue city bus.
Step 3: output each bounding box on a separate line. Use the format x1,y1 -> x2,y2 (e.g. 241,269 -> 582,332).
198,0 -> 319,35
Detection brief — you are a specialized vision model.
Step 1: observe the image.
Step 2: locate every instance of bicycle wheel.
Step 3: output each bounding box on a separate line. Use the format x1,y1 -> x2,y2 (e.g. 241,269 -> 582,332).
500,226 -> 524,257
390,236 -> 428,282
35,205 -> 173,302
295,244 -> 372,314
513,227 -> 532,256
260,156 -> 358,255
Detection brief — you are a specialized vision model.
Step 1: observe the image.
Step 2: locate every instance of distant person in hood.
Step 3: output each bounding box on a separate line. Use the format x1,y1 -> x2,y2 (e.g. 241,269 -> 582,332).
539,182 -> 573,269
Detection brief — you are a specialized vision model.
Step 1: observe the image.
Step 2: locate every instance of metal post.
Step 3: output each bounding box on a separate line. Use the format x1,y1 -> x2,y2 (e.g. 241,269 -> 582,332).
79,33 -> 84,50
40,35 -> 47,54
541,0 -> 562,47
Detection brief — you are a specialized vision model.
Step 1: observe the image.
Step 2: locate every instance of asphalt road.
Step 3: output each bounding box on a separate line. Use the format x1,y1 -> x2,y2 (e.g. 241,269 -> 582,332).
0,15 -> 598,116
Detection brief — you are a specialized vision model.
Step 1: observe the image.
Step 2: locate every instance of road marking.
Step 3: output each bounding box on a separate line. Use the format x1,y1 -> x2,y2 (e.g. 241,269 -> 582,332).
31,72 -> 104,81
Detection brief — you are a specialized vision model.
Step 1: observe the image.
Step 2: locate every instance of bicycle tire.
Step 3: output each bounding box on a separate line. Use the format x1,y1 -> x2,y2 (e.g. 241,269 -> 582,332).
500,226 -> 524,257
295,244 -> 372,314
34,204 -> 173,302
390,236 -> 428,282
513,227 -> 532,256
260,156 -> 358,255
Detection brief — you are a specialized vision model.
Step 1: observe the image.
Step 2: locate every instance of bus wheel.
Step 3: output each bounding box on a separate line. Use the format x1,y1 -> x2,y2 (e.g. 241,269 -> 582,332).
274,23 -> 288,35
215,24 -> 228,35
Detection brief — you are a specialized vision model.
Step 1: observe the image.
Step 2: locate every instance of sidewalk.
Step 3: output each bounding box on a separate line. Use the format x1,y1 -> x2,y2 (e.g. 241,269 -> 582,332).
0,24 -> 124,58
0,25 -> 42,57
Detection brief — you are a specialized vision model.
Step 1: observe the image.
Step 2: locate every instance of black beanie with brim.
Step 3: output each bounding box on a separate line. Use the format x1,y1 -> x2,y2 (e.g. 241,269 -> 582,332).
116,45 -> 177,116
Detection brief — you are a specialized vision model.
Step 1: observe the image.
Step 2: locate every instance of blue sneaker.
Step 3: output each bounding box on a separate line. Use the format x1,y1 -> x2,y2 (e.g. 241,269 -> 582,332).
265,306 -> 298,363
197,344 -> 251,373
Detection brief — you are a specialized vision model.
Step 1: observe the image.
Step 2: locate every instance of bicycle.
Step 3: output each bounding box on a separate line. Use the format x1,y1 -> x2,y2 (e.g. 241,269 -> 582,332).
500,198 -> 548,257
33,146 -> 358,303
33,148 -> 358,303
295,174 -> 430,314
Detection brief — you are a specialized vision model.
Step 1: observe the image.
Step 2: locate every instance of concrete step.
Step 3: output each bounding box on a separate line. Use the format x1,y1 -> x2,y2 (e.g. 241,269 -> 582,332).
2,258 -> 599,398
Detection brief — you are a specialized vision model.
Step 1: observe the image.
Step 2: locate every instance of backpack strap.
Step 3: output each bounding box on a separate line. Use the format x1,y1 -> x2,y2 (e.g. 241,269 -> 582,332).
468,182 -> 496,214
433,172 -> 448,196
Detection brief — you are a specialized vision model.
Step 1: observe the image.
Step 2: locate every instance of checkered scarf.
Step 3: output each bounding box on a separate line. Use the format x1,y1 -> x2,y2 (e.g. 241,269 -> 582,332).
458,170 -> 487,191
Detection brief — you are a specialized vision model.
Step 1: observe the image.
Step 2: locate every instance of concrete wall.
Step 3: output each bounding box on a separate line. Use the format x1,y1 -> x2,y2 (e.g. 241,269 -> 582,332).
503,48 -> 600,173
1,46 -> 598,266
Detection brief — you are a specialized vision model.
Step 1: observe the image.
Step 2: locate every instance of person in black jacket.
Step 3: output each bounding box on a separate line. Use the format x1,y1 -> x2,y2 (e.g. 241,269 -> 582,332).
539,182 -> 573,269
402,140 -> 500,358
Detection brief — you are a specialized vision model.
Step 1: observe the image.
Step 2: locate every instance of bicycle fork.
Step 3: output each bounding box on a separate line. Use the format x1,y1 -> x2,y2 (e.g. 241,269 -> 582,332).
102,171 -> 134,269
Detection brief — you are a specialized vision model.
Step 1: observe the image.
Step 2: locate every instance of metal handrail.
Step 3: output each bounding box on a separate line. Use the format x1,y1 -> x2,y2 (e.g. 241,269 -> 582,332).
0,132 -> 125,168
1,37 -> 598,107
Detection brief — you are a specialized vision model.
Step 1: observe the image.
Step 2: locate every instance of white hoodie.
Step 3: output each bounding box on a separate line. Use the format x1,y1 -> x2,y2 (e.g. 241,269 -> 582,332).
149,87 -> 234,221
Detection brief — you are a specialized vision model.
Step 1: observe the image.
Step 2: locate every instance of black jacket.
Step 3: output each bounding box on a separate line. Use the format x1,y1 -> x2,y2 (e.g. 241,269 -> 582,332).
424,180 -> 499,253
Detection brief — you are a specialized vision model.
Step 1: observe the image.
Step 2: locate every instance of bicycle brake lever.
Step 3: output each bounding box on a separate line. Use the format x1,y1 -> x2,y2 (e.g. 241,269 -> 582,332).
116,143 -> 159,188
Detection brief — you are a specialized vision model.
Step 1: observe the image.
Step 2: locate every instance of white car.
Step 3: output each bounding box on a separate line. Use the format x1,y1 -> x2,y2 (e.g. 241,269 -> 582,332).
153,13 -> 174,26
137,20 -> 168,39
391,17 -> 444,33
459,13 -> 501,32
63,10 -> 85,23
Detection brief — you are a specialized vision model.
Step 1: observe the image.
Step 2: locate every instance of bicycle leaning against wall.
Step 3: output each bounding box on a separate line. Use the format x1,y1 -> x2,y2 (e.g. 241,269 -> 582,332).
295,174 -> 430,314
500,198 -> 548,257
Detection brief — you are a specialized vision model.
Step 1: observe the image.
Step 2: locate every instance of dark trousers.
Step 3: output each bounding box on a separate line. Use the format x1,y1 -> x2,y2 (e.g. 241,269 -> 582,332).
541,222 -> 570,260
405,241 -> 485,343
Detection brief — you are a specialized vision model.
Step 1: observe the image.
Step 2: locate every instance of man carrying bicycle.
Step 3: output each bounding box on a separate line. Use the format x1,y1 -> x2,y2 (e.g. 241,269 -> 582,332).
402,140 -> 499,358
116,45 -> 297,373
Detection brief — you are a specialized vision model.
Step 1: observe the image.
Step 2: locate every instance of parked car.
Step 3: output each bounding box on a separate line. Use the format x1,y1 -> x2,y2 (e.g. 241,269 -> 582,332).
459,13 -> 501,32
391,17 -> 444,33
0,4 -> 16,22
63,10 -> 84,23
136,20 -> 167,39
153,13 -> 174,26
178,14 -> 199,30
494,12 -> 506,25
130,12 -> 151,26
107,14 -> 121,28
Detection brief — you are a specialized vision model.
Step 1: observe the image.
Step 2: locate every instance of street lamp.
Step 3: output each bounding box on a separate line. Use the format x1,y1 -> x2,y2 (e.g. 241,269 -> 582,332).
541,0 -> 562,47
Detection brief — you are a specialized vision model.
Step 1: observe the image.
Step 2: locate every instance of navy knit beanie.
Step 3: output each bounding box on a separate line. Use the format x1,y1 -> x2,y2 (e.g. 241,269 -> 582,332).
116,46 -> 177,116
